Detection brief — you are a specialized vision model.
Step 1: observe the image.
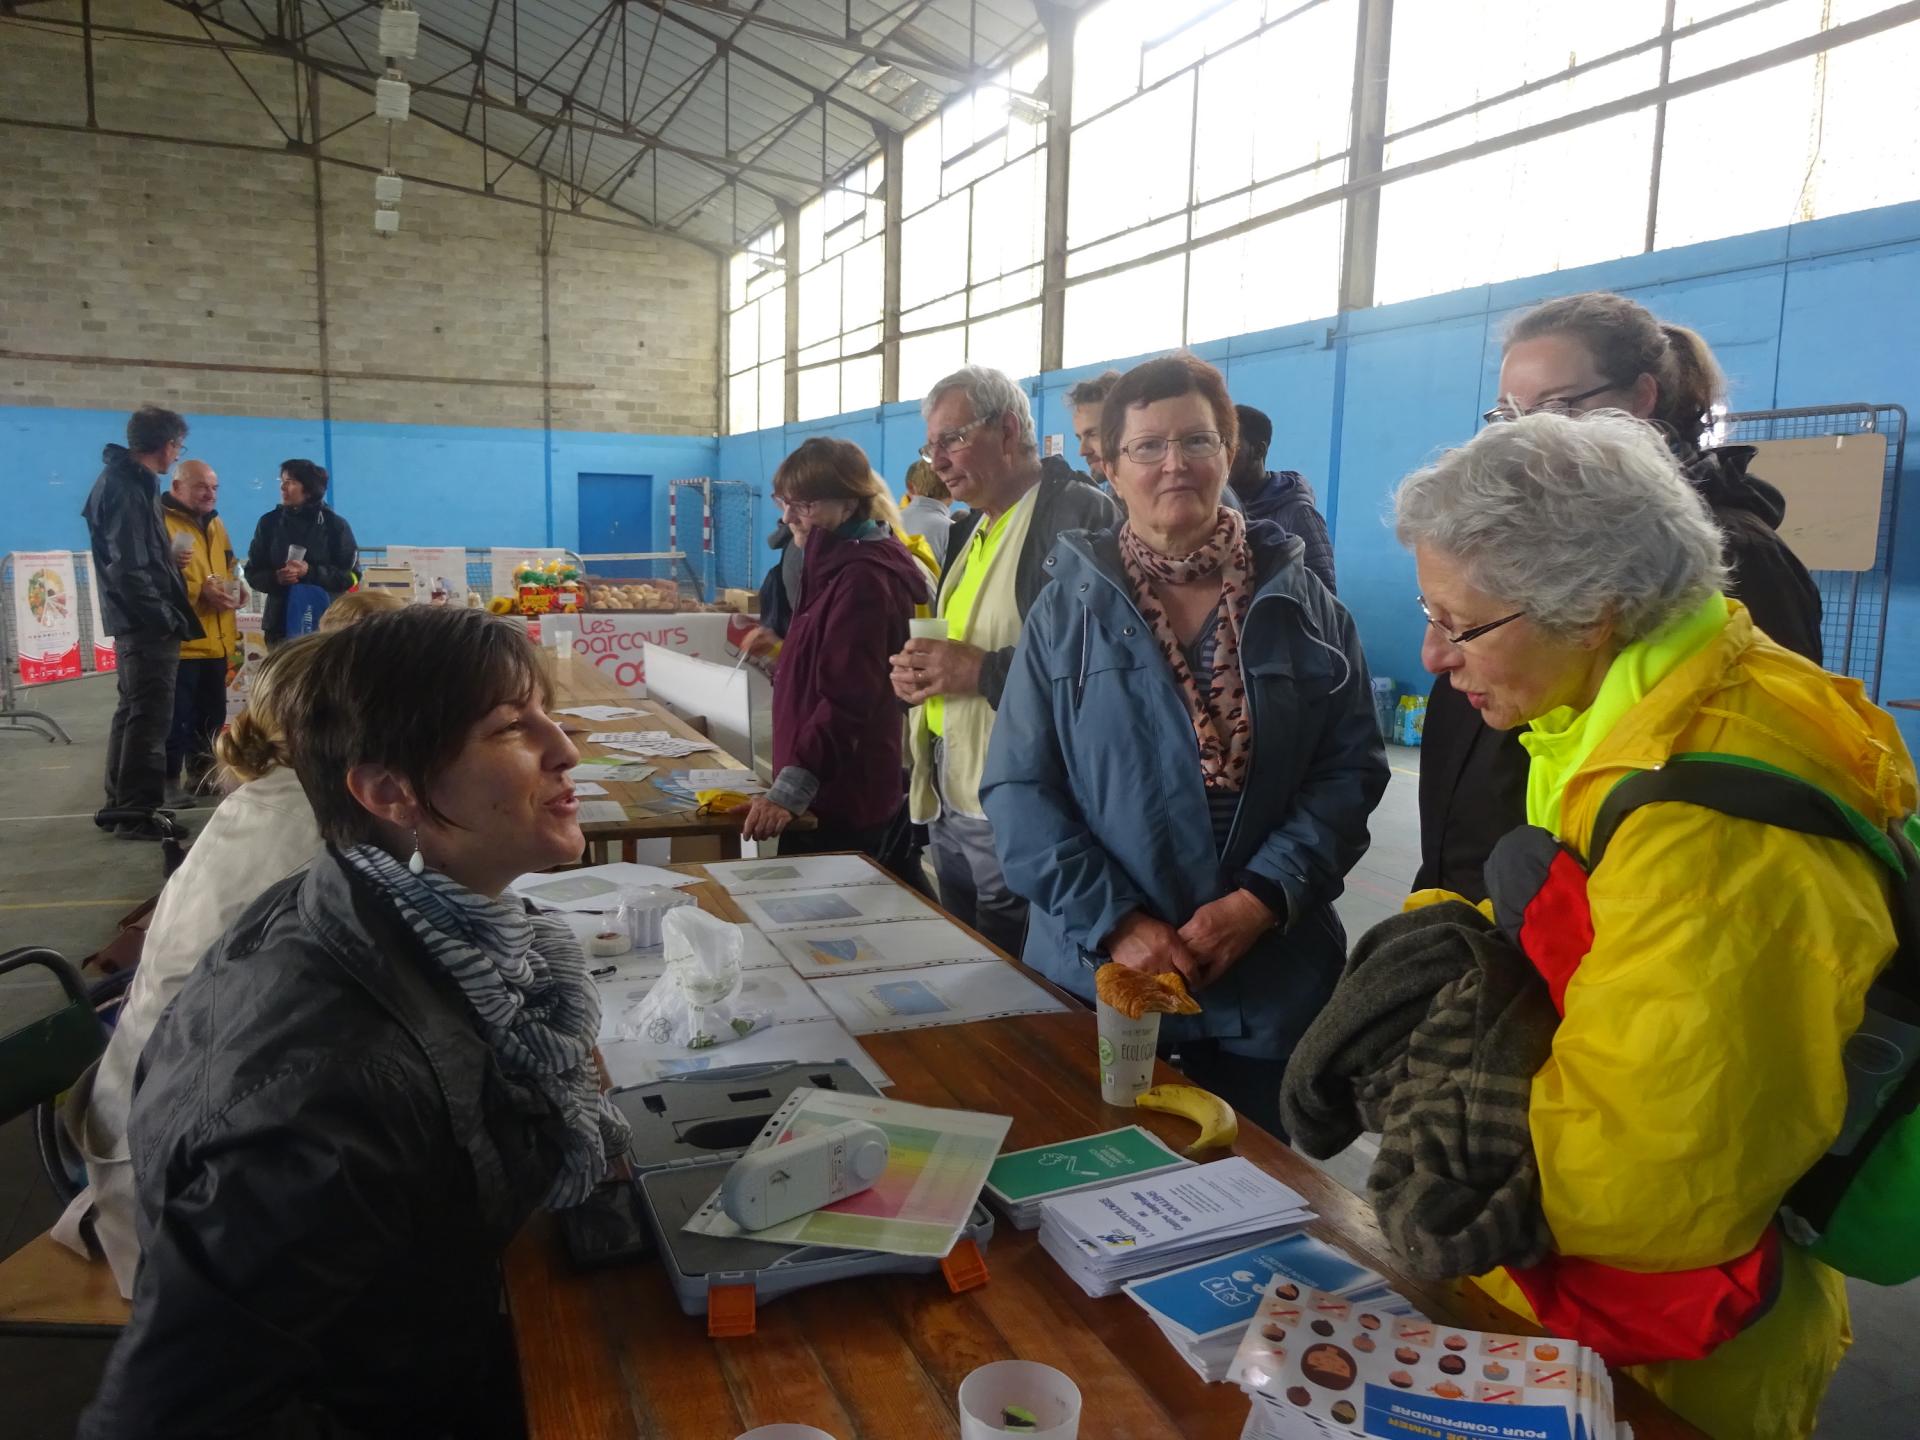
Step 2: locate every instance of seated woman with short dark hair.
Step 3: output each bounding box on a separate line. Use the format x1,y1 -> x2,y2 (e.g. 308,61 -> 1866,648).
81,605 -> 627,1440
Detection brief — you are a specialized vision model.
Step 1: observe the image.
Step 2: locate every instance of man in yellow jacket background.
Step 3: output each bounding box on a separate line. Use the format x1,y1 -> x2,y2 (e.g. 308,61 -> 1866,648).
160,461 -> 244,801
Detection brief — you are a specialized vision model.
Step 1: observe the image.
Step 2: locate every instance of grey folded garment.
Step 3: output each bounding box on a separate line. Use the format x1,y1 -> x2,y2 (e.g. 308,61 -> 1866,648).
1367,934 -> 1557,1279
1279,901 -> 1558,1280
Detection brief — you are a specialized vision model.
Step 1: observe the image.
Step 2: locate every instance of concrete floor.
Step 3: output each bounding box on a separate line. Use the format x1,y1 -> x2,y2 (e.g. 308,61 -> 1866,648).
1,675 -> 1913,1436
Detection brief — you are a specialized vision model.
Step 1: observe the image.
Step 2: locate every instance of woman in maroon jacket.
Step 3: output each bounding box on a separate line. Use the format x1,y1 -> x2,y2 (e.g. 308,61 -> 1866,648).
742,437 -> 926,861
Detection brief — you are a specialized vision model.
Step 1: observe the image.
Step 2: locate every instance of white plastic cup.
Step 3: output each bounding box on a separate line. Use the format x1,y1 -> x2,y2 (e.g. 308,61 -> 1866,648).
957,1360 -> 1081,1440
908,617 -> 947,642
285,544 -> 307,564
1095,999 -> 1161,1107
171,531 -> 194,560
550,626 -> 576,664
735,1428 -> 837,1440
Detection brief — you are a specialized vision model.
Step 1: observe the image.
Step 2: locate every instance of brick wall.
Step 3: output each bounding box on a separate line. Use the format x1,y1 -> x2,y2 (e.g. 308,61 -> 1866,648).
0,0 -> 721,434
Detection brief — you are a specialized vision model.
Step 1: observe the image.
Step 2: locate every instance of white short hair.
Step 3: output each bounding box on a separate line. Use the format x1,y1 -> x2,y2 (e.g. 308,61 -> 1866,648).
921,365 -> 1037,455
1393,410 -> 1728,644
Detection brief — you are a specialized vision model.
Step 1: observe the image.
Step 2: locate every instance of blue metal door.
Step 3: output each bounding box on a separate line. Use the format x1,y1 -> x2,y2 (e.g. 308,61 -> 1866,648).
578,472 -> 652,557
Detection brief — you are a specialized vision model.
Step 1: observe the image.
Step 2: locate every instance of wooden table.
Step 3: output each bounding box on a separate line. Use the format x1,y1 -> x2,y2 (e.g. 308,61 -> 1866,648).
551,659 -> 801,862
504,863 -> 1704,1440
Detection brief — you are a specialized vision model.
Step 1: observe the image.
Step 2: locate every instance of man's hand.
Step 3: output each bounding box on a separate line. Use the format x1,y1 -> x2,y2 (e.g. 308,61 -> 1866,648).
889,637 -> 985,704
173,548 -> 192,571
740,796 -> 796,842
275,559 -> 308,586
1103,912 -> 1198,983
1177,889 -> 1279,990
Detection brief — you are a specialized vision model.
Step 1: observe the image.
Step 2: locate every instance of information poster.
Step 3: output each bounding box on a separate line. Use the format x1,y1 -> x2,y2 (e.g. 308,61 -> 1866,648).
80,554 -> 116,672
489,547 -> 568,600
570,610 -> 746,691
387,546 -> 470,606
9,550 -> 83,685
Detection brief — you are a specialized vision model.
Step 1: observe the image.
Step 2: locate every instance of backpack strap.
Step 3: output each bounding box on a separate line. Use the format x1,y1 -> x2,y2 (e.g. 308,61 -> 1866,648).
1587,753 -> 1905,877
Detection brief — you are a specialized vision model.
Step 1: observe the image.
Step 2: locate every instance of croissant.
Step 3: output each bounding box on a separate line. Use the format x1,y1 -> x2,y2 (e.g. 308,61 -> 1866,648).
1095,962 -> 1202,1020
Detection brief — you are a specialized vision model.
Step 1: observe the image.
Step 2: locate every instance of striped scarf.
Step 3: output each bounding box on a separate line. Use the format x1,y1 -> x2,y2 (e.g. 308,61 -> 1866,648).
1119,505 -> 1255,792
342,844 -> 631,1208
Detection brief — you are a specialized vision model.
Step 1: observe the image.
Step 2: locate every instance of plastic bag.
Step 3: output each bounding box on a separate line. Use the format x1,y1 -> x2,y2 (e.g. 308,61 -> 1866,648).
614,907 -> 768,1049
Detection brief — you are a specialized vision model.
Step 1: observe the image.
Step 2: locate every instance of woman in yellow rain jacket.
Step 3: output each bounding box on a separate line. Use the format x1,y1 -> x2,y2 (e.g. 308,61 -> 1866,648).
1393,410 -> 1914,1440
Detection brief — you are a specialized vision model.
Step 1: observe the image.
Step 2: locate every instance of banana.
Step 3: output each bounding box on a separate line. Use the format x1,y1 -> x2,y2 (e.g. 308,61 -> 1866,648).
1132,1083 -> 1238,1156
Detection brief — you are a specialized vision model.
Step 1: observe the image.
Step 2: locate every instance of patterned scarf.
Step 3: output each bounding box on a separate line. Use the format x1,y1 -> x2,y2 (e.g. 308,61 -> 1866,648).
1119,506 -> 1255,792
342,844 -> 631,1208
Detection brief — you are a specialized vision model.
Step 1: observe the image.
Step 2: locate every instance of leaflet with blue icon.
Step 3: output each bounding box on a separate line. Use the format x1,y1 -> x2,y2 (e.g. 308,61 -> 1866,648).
1125,1232 -> 1380,1341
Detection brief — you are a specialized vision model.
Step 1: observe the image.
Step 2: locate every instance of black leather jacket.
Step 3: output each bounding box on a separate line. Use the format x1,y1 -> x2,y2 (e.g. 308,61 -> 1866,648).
81,445 -> 200,641
80,848 -> 562,1440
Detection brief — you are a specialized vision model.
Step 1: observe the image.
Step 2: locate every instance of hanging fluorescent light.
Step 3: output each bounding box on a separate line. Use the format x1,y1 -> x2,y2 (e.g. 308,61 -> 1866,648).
373,209 -> 400,235
1007,91 -> 1051,126
374,171 -> 403,206
378,1 -> 420,62
375,69 -> 411,122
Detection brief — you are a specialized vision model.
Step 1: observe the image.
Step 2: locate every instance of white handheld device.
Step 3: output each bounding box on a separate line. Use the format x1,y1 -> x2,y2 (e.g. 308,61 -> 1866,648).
720,1120 -> 890,1231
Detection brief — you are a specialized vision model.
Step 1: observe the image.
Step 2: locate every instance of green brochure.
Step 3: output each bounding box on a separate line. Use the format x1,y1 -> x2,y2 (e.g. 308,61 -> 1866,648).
986,1125 -> 1188,1206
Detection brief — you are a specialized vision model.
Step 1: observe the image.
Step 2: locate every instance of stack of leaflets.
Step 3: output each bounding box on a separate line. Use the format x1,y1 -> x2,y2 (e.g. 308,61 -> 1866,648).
1037,1157 -> 1315,1298
1230,1278 -> 1630,1440
985,1126 -> 1191,1230
1124,1233 -> 1415,1383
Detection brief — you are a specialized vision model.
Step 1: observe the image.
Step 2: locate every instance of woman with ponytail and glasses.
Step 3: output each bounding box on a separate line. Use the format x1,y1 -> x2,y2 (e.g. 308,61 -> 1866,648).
981,354 -> 1387,1135
81,607 -> 628,1440
1415,292 -> 1826,902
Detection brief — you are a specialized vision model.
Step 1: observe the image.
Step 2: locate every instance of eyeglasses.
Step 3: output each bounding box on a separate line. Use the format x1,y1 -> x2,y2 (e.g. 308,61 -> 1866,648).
1418,595 -> 1524,646
1482,382 -> 1618,426
919,414 -> 996,462
1116,432 -> 1225,466
779,497 -> 821,515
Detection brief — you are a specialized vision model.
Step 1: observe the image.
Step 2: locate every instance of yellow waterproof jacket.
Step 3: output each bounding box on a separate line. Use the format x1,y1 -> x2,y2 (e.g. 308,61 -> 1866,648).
160,500 -> 240,662
1468,602 -> 1914,1440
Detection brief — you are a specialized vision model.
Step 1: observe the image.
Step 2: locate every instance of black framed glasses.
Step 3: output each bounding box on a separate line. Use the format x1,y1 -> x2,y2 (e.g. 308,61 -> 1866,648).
919,414 -> 996,462
1418,595 -> 1524,646
1482,382 -> 1618,426
1116,431 -> 1224,465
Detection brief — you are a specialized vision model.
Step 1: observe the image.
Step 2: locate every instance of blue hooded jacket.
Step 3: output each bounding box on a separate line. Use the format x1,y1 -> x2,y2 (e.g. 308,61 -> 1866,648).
1229,470 -> 1336,595
980,521 -> 1388,1060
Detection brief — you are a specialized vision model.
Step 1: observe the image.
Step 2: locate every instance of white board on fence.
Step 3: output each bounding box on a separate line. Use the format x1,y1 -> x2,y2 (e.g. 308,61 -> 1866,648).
386,546 -> 469,604
79,555 -> 115,671
7,551 -> 83,685
488,547 -> 568,599
1750,432 -> 1888,572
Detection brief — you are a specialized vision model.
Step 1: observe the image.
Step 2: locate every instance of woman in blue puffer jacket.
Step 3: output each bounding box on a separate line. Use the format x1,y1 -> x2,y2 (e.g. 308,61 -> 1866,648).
980,354 -> 1388,1135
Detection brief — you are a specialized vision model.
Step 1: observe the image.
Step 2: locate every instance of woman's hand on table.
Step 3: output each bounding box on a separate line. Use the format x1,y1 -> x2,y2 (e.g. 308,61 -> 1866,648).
1103,912 -> 1199,983
741,796 -> 795,842
1178,889 -> 1279,989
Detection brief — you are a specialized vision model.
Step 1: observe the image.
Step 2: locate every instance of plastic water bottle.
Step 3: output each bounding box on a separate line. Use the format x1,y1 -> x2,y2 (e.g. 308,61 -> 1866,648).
1370,677 -> 1396,742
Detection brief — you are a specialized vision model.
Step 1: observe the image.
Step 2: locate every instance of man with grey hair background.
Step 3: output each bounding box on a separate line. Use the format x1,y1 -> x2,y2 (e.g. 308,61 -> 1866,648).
891,364 -> 1116,955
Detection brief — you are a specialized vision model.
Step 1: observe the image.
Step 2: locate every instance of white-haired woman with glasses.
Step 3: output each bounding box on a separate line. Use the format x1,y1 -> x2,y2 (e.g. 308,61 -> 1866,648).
1396,410 -> 1911,1440
1416,291 -> 1824,902
981,353 -> 1387,1135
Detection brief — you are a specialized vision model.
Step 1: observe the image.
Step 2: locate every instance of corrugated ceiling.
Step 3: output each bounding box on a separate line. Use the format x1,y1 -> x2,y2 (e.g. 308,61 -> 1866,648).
177,0 -> 1070,251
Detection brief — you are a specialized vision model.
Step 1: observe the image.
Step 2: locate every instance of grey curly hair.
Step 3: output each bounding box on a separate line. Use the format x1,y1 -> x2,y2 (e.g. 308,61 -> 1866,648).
921,364 -> 1038,455
1393,410 -> 1727,644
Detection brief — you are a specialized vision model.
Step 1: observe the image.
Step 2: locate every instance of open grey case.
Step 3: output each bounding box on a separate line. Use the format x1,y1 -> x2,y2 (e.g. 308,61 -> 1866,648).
611,1060 -> 995,1318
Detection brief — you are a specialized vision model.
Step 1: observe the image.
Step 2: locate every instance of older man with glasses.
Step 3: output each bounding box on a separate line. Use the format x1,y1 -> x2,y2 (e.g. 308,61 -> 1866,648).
890,364 -> 1116,955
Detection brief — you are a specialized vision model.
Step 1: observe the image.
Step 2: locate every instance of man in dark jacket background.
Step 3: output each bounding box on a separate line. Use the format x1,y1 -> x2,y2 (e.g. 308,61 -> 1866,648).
1228,404 -> 1337,594
244,458 -> 359,643
81,406 -> 202,839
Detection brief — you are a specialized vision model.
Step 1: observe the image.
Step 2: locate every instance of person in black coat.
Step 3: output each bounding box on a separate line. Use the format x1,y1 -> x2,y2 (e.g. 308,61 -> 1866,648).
79,608 -> 629,1440
244,458 -> 359,642
1228,404 -> 1338,595
81,407 -> 203,837
1414,292 -> 1823,901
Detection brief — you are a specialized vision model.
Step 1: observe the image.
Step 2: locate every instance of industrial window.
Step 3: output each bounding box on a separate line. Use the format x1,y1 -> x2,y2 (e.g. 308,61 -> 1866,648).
795,156 -> 887,422
726,223 -> 787,436
1062,0 -> 1354,366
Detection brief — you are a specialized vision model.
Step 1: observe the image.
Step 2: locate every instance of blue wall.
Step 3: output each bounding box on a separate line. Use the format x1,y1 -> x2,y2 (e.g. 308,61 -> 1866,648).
1,408 -> 719,565
719,201 -> 1920,754
8,201 -> 1918,750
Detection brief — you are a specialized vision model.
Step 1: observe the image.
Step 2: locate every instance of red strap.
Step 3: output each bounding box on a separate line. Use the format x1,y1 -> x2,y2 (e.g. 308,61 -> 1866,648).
1503,1227 -> 1783,1367
1517,849 -> 1594,1014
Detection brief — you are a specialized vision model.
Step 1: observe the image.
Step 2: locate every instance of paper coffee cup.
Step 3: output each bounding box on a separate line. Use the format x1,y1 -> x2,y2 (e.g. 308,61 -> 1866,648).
1096,999 -> 1161,1107
285,544 -> 307,564
957,1360 -> 1081,1440
908,617 -> 947,642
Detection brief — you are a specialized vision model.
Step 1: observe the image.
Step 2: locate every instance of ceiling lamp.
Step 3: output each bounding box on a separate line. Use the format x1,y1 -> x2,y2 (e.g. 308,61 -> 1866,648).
373,209 -> 400,236
374,171 -> 403,206
378,1 -> 420,62
375,69 -> 411,122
